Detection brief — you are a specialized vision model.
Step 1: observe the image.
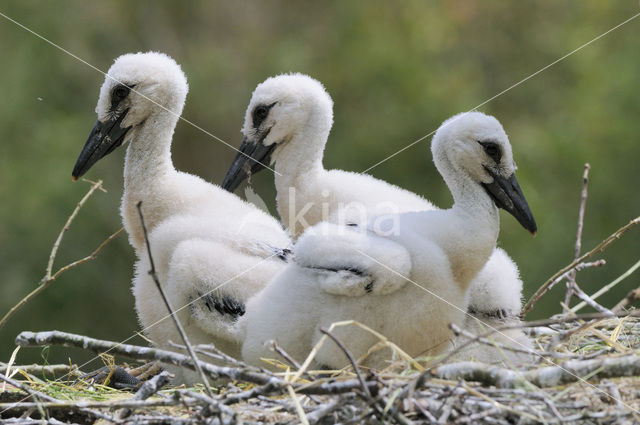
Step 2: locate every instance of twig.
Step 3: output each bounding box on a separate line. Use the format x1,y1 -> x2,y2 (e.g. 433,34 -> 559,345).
522,216 -> 640,315
432,353 -> 640,388
269,341 -> 323,404
612,287 -> 640,313
521,260 -> 605,316
572,258 -> 640,313
0,363 -> 78,378
569,284 -> 615,317
449,323 -> 536,357
564,164 -> 590,311
15,330 -> 270,385
320,328 -> 372,399
306,398 -> 346,424
221,381 -> 281,405
0,398 -> 184,412
317,331 -> 410,425
0,372 -> 119,423
173,389 -> 237,420
0,181 -> 123,330
272,341 -> 304,370
46,179 -> 106,277
420,312 -> 640,387
136,201 -> 214,399
14,330 -> 376,395
169,341 -> 246,369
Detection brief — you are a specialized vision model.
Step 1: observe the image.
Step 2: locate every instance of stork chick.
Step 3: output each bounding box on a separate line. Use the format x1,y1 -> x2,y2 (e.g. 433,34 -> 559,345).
72,52 -> 290,382
241,112 -> 536,369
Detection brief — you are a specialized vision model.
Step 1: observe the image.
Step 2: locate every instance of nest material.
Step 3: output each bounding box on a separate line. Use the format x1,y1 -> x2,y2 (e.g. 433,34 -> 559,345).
1,315 -> 640,424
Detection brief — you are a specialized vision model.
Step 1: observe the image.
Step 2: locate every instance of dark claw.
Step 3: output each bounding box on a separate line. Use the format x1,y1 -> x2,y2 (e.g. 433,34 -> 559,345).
276,247 -> 292,262
201,292 -> 246,319
80,366 -> 141,390
364,280 -> 375,294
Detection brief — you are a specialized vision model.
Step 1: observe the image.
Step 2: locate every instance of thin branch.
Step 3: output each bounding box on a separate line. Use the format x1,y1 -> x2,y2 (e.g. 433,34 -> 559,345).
448,323 -> 536,358
612,287 -> 640,313
569,284 -> 615,317
525,260 -> 606,313
172,389 -> 238,420
14,330 -> 376,395
136,201 -> 214,399
169,341 -> 246,368
522,216 -> 640,315
572,258 -> 640,313
432,354 -> 640,389
564,164 -> 590,311
320,328 -> 372,400
272,340 -> 304,370
0,372 -> 119,423
318,329 -> 411,425
0,226 -> 123,330
0,398 -> 181,412
46,179 -> 105,277
0,363 -> 78,378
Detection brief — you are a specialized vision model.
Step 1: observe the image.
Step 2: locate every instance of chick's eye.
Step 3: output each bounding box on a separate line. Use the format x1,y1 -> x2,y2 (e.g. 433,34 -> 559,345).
480,142 -> 502,162
112,85 -> 130,101
252,102 -> 276,128
254,106 -> 269,122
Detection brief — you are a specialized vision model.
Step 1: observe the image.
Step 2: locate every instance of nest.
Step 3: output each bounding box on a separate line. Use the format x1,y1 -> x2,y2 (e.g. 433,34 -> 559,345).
2,170 -> 640,424
1,313 -> 640,424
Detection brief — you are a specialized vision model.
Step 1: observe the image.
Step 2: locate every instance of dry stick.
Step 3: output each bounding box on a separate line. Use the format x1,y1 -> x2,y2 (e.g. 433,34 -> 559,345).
0,372 -> 119,423
0,181 -> 122,330
172,389 -> 237,420
318,329 -> 412,425
551,289 -> 640,350
564,164 -> 590,312
568,284 -> 615,317
14,330 -> 373,396
0,390 -> 237,422
136,201 -> 214,399
13,330 -> 274,383
432,353 -> 640,389
520,260 -> 605,318
270,341 -> 322,404
272,341 -> 304,370
572,258 -> 640,313
449,323 -> 537,358
305,398 -> 348,424
428,311 -> 640,379
45,179 -> 106,277
522,216 -> 640,315
320,328 -> 371,400
0,363 -> 77,377
0,398 -> 188,412
612,287 -> 640,313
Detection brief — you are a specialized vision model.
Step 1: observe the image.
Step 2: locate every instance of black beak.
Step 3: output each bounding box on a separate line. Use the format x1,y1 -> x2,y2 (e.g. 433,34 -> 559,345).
221,134 -> 277,192
482,167 -> 537,235
71,109 -> 131,181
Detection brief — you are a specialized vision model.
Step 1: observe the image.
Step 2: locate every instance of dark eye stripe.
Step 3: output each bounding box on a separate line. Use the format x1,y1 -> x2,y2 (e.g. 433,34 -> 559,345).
110,84 -> 131,110
479,141 -> 502,163
252,102 -> 277,128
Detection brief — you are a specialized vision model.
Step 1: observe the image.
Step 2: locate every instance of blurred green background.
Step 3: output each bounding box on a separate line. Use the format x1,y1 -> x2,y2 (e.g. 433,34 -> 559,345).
1,1 -> 639,367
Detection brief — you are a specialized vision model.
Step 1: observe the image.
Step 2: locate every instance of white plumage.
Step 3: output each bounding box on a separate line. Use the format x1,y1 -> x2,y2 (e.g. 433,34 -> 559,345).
240,112 -> 537,369
72,52 -> 290,381
223,73 -> 431,237
224,74 -> 533,363
450,248 -> 533,364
